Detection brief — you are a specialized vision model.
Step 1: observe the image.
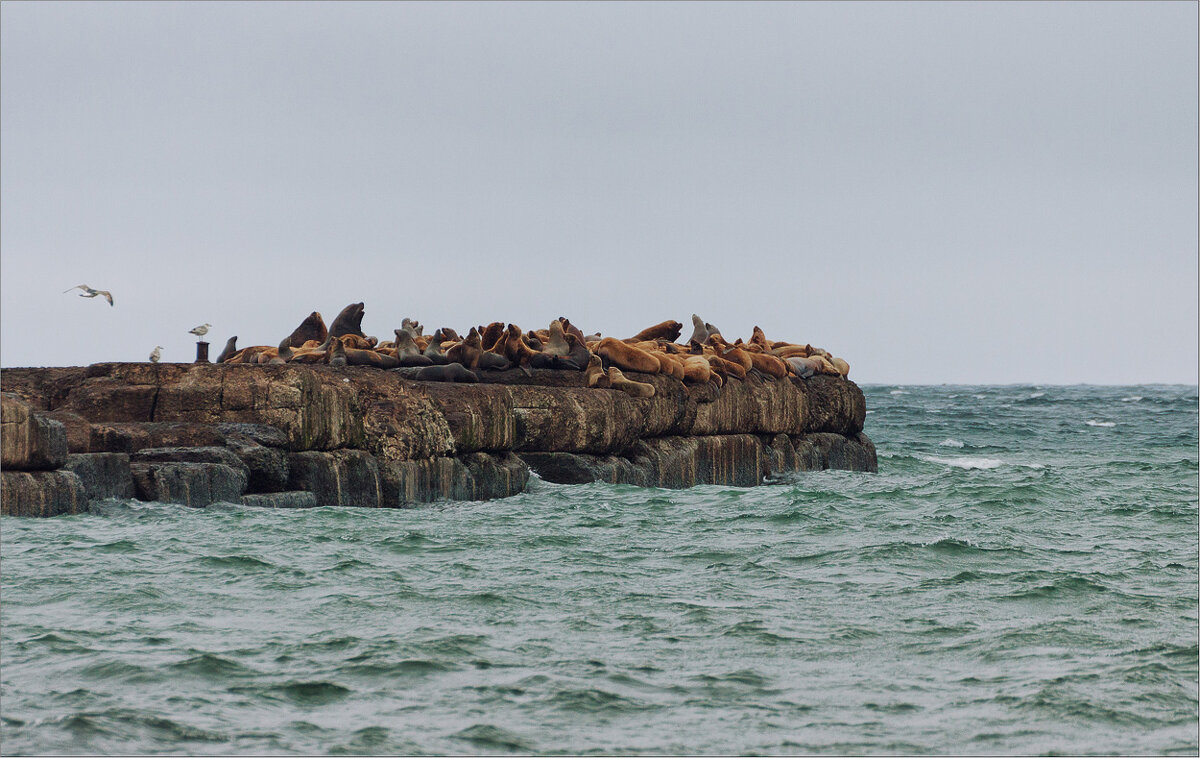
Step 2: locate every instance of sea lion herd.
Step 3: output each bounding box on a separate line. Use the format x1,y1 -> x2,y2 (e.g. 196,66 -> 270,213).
216,303 -> 850,398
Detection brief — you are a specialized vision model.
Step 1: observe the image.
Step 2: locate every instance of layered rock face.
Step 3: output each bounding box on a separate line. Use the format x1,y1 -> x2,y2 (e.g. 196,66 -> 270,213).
1,363 -> 875,516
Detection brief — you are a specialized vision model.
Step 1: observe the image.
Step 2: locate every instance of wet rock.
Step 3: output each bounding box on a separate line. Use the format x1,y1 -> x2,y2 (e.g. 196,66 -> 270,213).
1,470 -> 89,517
63,453 -> 135,501
129,462 -> 248,507
241,491 -> 319,509
1,393 -> 68,470
288,450 -> 381,508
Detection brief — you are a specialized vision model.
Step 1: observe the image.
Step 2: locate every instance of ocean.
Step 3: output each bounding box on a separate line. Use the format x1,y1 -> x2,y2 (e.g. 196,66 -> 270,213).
1,384 -> 1196,755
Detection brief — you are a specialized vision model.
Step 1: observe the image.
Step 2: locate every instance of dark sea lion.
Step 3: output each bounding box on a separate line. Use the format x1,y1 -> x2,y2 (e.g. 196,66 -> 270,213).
216,336 -> 238,364
558,318 -> 587,343
563,333 -> 591,371
412,362 -> 479,383
393,329 -> 434,366
286,311 -> 328,347
785,356 -> 820,378
401,317 -> 423,338
422,329 -> 451,365
329,302 -> 366,338
329,337 -> 348,366
268,337 -> 294,365
687,314 -> 708,346
440,327 -> 461,342
524,332 -> 543,351
631,320 -> 683,343
705,322 -> 722,340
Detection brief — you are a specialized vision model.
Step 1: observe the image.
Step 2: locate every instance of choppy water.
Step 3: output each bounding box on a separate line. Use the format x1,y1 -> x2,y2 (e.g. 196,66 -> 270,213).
2,385 -> 1197,755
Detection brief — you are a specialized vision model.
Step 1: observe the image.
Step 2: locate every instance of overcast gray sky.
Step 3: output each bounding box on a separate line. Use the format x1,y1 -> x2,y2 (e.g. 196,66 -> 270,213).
2,1 -> 1195,384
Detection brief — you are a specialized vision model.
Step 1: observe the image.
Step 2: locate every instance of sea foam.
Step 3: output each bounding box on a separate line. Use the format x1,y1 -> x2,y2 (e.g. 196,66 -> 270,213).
1086,420 -> 1116,427
921,455 -> 1004,470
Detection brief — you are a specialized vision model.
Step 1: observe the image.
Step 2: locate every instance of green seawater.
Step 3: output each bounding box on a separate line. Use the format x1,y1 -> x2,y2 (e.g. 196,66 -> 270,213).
2,385 -> 1197,755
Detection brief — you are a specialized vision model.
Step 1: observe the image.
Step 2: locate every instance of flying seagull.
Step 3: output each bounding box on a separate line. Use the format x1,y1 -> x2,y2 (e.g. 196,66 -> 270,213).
189,323 -> 212,340
64,284 -> 114,306
149,346 -> 164,363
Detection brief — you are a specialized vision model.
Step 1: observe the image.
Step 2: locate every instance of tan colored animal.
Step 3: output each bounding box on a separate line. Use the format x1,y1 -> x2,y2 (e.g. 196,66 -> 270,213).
608,367 -> 655,398
594,337 -> 661,374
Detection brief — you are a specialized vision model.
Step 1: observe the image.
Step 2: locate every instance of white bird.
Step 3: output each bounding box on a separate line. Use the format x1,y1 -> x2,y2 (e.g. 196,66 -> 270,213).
64,284 -> 114,306
149,346 -> 164,363
189,323 -> 212,339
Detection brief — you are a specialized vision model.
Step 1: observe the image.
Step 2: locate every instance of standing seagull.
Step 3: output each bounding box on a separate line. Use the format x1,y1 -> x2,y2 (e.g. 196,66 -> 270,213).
64,284 -> 114,306
149,346 -> 164,363
189,323 -> 212,340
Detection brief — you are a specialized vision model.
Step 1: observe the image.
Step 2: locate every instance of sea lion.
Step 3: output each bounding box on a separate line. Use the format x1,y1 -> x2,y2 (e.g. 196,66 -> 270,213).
412,362 -> 479,383
290,333 -> 335,364
705,322 -> 722,339
682,355 -> 712,384
216,336 -> 238,364
400,317 -> 423,338
785,356 -> 821,378
630,320 -> 683,343
329,337 -> 347,366
502,324 -> 541,368
830,356 -> 850,378
480,322 -> 506,352
746,350 -> 789,379
652,351 -> 686,380
563,333 -> 591,371
687,314 -> 708,346
286,312 -> 328,348
268,337 -> 294,365
544,320 -> 570,357
226,345 -> 271,364
607,367 -> 655,398
594,337 -> 661,374
329,302 -> 366,338
558,318 -> 587,343
584,354 -> 610,388
394,329 -> 434,366
750,325 -> 770,350
346,346 -> 398,368
422,329 -> 451,365
338,334 -> 375,350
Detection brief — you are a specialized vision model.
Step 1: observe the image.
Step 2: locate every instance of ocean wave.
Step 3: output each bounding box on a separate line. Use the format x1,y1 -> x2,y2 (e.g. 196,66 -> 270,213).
921,455 -> 1004,470
1086,420 -> 1116,427
938,438 -> 965,448
890,390 -> 908,395
1121,396 -> 1143,402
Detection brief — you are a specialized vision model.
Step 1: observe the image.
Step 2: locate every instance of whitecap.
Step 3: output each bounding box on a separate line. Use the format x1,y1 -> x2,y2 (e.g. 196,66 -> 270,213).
938,439 -> 965,448
973,394 -> 985,399
865,410 -> 874,414
1121,396 -> 1142,402
1029,391 -> 1045,399
921,455 -> 1004,470
890,390 -> 908,395
948,394 -> 959,399
1085,420 -> 1116,427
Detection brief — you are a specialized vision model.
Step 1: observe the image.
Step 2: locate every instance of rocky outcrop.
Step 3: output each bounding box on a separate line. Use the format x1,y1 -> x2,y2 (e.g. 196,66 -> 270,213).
2,363 -> 876,516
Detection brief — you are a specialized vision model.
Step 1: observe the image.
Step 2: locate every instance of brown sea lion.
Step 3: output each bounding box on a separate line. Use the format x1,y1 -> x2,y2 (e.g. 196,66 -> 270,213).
594,337 -> 661,374
338,334 -> 374,350
607,367 -> 655,398
830,356 -> 850,378
584,354 -> 610,388
480,322 -> 505,352
631,320 -> 683,343
346,346 -> 398,368
652,351 -> 686,380
746,350 -> 789,379
682,355 -> 712,384
503,324 -> 541,367
286,312 -> 328,348
216,336 -> 239,364
750,326 -> 770,349
226,345 -> 271,364
329,302 -> 366,338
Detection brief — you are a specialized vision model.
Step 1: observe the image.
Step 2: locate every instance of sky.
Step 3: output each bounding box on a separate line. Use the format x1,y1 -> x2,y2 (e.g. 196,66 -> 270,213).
1,1 -> 1196,385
